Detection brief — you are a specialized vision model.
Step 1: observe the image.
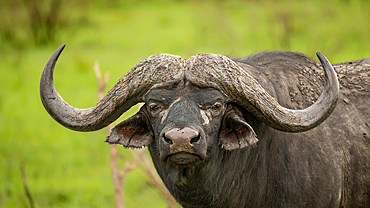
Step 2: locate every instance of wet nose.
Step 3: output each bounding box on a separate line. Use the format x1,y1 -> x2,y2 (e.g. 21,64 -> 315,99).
164,127 -> 201,153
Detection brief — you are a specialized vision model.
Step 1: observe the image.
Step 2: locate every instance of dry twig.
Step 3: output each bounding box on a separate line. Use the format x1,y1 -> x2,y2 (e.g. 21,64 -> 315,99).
20,161 -> 35,208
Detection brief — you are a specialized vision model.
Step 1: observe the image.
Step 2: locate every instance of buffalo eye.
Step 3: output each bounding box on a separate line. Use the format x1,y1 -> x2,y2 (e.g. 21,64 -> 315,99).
209,103 -> 222,114
149,103 -> 162,114
211,105 -> 220,111
210,103 -> 222,113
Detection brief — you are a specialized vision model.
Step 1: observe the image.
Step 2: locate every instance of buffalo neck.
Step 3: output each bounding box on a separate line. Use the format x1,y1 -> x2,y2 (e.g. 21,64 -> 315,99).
148,120 -> 275,207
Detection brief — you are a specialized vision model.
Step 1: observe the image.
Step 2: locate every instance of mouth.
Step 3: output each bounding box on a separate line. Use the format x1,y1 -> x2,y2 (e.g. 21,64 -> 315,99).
167,152 -> 200,165
166,153 -> 199,186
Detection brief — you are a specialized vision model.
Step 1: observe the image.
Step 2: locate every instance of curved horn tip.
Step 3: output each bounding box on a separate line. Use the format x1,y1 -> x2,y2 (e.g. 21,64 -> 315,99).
316,52 -> 330,65
315,52 -> 338,79
316,51 -> 323,57
45,44 -> 66,67
60,43 -> 66,48
55,44 -> 66,56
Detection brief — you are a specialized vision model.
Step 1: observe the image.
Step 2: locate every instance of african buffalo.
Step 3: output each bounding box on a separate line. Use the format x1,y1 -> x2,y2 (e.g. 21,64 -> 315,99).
40,44 -> 370,207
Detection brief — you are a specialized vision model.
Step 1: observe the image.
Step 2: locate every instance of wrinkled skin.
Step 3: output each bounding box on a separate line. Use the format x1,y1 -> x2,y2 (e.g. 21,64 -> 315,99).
108,52 -> 370,208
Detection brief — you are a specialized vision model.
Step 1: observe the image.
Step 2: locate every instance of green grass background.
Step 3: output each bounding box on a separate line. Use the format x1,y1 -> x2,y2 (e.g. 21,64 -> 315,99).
0,0 -> 369,207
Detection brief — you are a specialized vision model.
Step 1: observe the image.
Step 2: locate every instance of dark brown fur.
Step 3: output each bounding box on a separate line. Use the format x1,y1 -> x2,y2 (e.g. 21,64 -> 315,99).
233,51 -> 370,207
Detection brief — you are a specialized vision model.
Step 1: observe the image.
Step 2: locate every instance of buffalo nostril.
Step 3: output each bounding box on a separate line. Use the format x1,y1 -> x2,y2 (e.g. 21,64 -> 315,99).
163,135 -> 173,145
190,135 -> 201,144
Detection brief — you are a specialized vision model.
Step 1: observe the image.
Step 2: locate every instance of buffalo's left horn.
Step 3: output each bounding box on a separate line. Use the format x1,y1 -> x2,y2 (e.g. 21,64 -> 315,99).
186,52 -> 339,132
40,44 -> 184,131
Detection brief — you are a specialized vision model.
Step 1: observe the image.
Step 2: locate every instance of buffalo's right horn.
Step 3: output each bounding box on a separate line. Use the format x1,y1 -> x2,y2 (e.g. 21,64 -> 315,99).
40,44 -> 184,131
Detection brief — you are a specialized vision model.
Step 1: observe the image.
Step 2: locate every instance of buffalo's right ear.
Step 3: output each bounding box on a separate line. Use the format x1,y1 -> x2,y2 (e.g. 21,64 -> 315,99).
106,106 -> 153,148
219,104 -> 258,150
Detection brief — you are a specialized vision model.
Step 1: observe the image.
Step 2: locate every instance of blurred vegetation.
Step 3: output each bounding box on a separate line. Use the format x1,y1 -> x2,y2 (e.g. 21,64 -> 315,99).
0,0 -> 369,207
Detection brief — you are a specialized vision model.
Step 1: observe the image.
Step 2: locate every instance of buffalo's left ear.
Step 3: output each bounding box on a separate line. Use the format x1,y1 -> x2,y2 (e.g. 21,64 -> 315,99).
219,104 -> 258,150
106,106 -> 153,148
